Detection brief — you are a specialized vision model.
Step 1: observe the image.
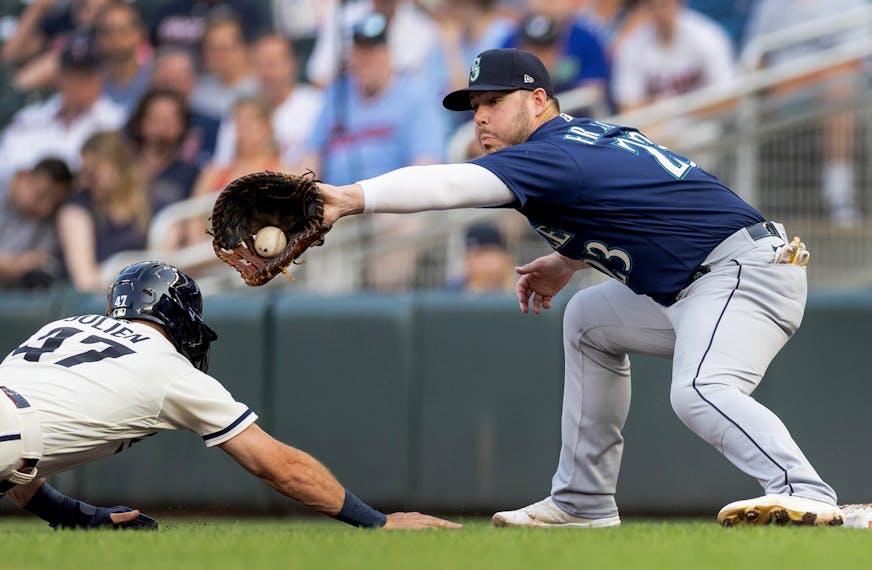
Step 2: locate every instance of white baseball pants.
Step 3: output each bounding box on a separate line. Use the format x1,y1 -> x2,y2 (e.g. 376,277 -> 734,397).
0,387 -> 42,491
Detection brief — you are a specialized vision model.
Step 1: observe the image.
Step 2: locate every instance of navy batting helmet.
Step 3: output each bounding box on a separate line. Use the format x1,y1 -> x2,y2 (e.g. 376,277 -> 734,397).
107,261 -> 218,372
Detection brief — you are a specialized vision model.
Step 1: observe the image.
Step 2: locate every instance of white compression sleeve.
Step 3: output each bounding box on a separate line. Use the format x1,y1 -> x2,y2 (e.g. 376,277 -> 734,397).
357,163 -> 515,214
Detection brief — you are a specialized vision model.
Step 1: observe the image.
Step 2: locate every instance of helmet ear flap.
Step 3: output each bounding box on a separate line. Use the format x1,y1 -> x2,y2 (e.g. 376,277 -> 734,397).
107,282 -> 136,319
183,320 -> 218,372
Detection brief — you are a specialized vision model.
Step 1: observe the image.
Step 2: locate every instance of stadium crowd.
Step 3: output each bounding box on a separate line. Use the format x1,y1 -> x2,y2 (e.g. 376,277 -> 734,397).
0,0 -> 863,292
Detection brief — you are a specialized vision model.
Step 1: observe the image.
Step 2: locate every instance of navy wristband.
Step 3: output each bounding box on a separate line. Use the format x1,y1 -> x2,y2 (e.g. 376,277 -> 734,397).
334,489 -> 387,528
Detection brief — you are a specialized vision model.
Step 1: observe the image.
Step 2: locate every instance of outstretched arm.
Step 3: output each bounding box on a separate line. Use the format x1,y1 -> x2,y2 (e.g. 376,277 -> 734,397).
320,163 -> 515,226
220,423 -> 460,529
7,478 -> 158,529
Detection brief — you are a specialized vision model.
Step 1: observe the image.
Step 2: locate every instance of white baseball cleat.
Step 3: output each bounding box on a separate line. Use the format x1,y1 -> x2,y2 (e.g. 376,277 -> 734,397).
717,494 -> 845,527
492,497 -> 621,528
840,503 -> 872,528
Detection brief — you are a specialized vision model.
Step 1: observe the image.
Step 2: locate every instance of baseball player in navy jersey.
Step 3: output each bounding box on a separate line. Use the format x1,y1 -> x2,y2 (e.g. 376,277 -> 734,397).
315,48 -> 842,527
0,261 -> 458,531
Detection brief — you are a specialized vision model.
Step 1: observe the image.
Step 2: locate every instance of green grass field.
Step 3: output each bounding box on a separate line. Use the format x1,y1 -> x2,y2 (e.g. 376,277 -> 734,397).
3,517 -> 872,570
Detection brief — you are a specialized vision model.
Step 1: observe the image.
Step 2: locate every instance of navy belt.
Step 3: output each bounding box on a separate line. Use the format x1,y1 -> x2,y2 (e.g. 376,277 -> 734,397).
691,221 -> 782,284
0,386 -> 37,495
744,221 -> 782,241
660,221 -> 783,306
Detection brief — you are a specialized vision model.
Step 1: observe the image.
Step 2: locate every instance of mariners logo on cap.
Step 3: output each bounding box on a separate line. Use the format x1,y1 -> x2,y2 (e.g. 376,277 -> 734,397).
470,56 -> 481,82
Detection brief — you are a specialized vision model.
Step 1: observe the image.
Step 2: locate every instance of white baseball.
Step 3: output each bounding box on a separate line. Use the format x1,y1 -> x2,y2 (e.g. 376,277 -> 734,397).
254,226 -> 287,258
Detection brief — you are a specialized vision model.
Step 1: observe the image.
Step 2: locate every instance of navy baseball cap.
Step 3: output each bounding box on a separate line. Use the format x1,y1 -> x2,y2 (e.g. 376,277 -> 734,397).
520,14 -> 559,46
465,224 -> 506,250
442,48 -> 554,112
60,36 -> 101,74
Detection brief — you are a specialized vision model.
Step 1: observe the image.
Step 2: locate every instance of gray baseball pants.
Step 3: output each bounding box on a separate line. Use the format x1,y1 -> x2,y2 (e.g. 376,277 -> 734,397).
550,224 -> 837,519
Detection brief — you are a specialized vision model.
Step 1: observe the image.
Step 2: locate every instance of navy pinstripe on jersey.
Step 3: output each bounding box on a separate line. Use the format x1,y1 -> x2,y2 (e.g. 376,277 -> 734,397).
472,114 -> 764,303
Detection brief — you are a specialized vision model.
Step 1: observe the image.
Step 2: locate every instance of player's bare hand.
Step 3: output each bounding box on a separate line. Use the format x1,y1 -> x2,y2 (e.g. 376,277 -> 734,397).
383,512 -> 462,530
109,509 -> 142,525
98,506 -> 159,530
515,253 -> 585,315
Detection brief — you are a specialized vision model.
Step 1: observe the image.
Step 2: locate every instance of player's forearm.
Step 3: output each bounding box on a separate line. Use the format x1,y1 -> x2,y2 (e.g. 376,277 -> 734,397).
357,163 -> 514,213
260,443 -> 345,514
261,444 -> 388,527
267,448 -> 387,528
321,163 -> 513,225
222,424 -> 386,527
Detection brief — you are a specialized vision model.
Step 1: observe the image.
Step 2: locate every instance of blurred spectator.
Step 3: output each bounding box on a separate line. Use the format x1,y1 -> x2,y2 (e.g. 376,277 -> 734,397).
498,0 -> 526,10
273,0 -> 320,42
186,95 -> 286,245
301,12 -> 447,184
612,0 -> 734,113
126,89 -> 199,214
446,223 -> 516,293
213,33 -> 323,171
433,0 -> 516,95
688,0 -> 754,51
582,0 -> 648,56
150,46 -> 220,166
0,42 -> 125,186
0,158 -> 73,289
93,1 -> 153,117
306,0 -> 447,94
189,12 -> 257,121
57,131 -> 151,292
149,0 -> 271,51
502,0 -> 610,97
611,0 -> 735,162
743,0 -> 865,226
2,0 -> 110,93
301,12 -> 448,292
318,13 -> 448,291
1,0 -> 53,67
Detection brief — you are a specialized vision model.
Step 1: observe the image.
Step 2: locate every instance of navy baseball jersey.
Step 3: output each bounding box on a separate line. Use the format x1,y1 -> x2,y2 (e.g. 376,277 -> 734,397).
472,114 -> 764,303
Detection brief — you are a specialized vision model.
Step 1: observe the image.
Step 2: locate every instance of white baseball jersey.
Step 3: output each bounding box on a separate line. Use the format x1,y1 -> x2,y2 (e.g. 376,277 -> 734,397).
0,315 -> 257,477
612,9 -> 735,108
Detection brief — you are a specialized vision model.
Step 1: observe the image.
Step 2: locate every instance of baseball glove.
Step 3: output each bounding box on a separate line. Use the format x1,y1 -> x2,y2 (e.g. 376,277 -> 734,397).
210,171 -> 331,286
